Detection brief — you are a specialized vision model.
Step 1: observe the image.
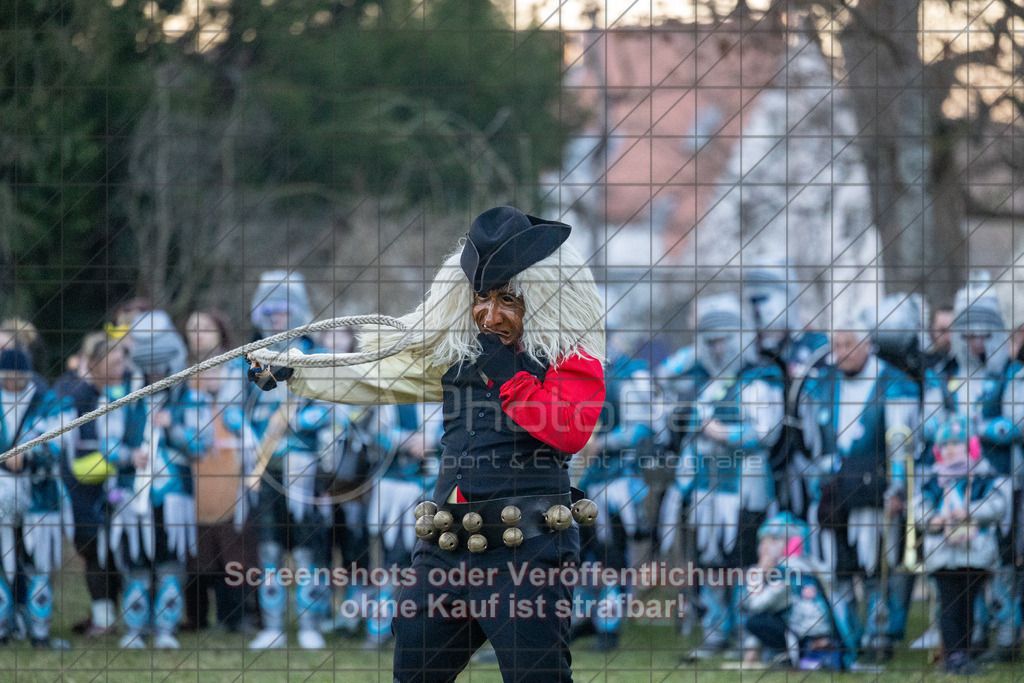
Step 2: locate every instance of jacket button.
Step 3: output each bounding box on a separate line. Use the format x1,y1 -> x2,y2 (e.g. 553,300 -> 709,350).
478,412 -> 485,418
470,431 -> 476,436
462,451 -> 468,457
456,474 -> 463,480
485,393 -> 492,398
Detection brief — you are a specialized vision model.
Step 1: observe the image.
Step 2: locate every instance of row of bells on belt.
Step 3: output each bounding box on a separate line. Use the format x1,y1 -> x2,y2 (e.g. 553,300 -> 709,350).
412,499 -> 599,553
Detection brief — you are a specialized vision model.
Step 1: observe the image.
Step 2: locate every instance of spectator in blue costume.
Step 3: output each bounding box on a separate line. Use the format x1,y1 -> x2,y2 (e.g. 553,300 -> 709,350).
741,259 -> 829,519
60,335 -> 138,638
0,348 -> 69,648
803,304 -> 921,662
110,311 -> 209,649
572,332 -> 658,651
246,271 -> 334,650
945,279 -> 1022,659
659,293 -> 783,660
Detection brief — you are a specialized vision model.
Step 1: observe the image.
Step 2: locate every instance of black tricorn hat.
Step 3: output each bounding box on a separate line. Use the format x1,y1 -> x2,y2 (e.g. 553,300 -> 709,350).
460,206 -> 571,294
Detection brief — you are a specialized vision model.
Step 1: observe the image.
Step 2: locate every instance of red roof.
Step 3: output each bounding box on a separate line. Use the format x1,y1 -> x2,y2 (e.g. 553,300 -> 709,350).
566,20 -> 786,258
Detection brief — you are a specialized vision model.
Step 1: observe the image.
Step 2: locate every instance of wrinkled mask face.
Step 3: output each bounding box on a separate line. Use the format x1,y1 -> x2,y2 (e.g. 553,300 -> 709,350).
746,287 -> 791,355
951,328 -> 1009,377
965,334 -> 989,363
472,287 -> 525,346
253,302 -> 291,335
697,332 -> 741,377
747,288 -> 788,331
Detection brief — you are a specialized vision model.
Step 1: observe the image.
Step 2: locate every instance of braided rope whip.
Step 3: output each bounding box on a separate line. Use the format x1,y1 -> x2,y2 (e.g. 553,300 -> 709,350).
0,314 -> 413,465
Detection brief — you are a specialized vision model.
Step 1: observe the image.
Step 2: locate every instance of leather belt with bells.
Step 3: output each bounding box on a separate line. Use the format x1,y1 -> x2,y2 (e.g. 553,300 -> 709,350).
414,489 -> 598,554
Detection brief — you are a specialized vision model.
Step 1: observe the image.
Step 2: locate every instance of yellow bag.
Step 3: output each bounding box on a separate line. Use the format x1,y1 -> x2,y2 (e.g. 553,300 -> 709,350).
72,451 -> 116,485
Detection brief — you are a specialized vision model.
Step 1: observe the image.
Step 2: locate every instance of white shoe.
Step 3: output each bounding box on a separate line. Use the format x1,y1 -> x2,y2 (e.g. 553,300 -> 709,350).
249,629 -> 287,650
153,633 -> 180,649
119,633 -> 147,649
298,629 -> 326,650
910,627 -> 940,650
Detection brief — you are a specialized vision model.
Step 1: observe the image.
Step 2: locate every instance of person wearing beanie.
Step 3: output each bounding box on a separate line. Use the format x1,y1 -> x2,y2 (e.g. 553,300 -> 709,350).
658,293 -> 783,661
741,511 -> 845,670
802,305 -> 922,663
0,348 -> 68,649
913,416 -> 1009,674
740,259 -> 830,518
105,311 -> 210,649
248,206 -> 606,681
245,272 -> 336,651
943,280 -> 1022,658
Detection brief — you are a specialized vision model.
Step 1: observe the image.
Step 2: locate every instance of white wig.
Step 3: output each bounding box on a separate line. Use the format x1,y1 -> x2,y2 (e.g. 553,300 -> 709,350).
359,241 -> 606,370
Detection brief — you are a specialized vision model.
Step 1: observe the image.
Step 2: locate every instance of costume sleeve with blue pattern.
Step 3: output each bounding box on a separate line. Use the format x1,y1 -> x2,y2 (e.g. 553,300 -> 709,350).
165,388 -> 214,458
718,377 -> 783,451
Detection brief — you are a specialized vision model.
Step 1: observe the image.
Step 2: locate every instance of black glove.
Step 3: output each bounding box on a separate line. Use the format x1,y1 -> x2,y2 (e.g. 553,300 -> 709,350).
246,358 -> 294,391
475,333 -> 545,386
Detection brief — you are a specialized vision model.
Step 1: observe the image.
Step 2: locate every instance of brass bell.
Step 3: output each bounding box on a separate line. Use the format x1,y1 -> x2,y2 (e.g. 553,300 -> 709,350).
433,510 -> 454,531
438,531 -> 459,551
462,511 -> 483,533
467,534 -> 488,553
414,501 -> 438,520
571,499 -> 599,526
501,505 -> 522,526
415,515 -> 438,541
545,504 -> 573,531
502,527 -> 524,548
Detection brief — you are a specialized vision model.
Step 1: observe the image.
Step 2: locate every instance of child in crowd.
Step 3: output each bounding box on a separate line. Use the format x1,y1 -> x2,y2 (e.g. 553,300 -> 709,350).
914,415 -> 1009,675
742,511 -> 845,670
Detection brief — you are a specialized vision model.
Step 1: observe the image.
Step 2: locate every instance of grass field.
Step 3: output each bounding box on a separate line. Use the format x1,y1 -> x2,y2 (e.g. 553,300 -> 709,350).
3,554 -> 1020,682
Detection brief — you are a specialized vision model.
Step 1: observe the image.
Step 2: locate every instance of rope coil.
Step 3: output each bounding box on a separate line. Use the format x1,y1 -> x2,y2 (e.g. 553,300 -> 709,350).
0,314 -> 413,465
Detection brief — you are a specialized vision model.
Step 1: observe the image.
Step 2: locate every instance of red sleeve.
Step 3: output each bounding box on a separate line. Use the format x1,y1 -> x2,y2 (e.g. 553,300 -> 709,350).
498,353 -> 606,453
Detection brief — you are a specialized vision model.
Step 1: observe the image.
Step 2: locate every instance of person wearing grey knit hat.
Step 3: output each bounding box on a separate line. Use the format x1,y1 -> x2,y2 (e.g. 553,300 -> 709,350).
110,310 -> 209,650
661,293 -> 784,660
947,278 -> 1024,662
245,271 -> 336,652
128,311 -> 188,381
693,293 -> 747,379
740,260 -> 830,519
950,278 -> 1007,381
742,259 -> 799,354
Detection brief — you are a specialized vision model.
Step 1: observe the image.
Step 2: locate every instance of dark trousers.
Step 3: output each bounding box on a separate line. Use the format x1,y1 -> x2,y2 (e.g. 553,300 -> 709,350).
745,611 -> 788,651
189,520 -> 258,629
255,470 -> 330,559
392,528 -> 579,683
66,479 -> 119,603
932,568 -> 990,657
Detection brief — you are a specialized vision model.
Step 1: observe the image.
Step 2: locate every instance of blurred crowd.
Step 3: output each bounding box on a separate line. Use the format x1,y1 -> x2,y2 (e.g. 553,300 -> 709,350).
578,264 -> 1021,675
0,263 -> 1022,676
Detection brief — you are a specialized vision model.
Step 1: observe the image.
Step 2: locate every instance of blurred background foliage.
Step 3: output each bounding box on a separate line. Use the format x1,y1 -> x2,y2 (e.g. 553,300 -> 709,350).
0,0 -> 580,371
